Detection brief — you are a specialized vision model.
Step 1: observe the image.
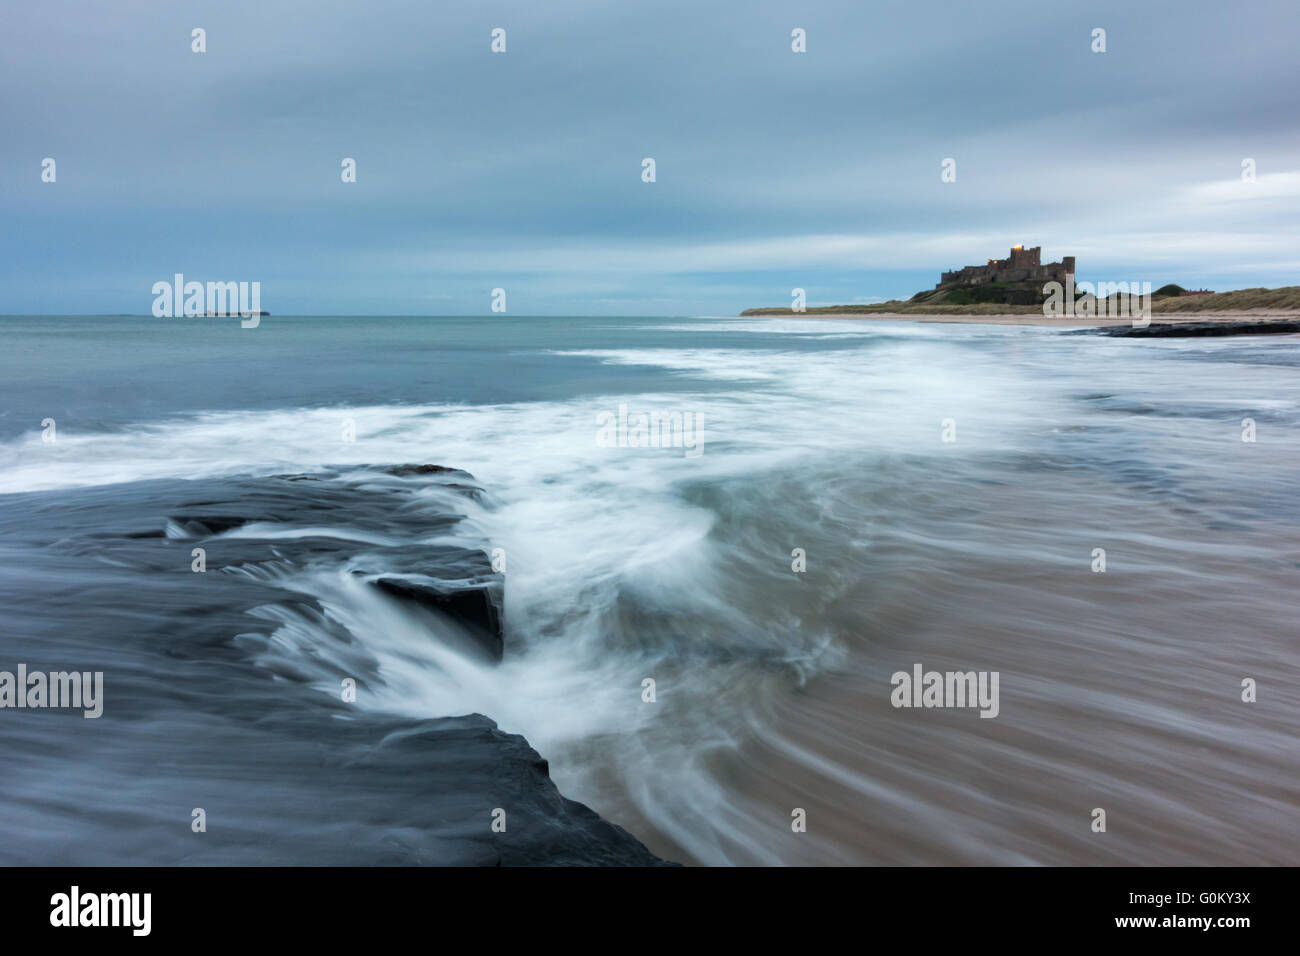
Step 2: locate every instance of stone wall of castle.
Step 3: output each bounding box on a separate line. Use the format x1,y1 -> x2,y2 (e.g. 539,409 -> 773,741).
938,247 -> 1075,289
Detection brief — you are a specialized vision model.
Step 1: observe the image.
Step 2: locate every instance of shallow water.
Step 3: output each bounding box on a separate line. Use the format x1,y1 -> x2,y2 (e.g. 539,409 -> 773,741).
1,314 -> 1296,864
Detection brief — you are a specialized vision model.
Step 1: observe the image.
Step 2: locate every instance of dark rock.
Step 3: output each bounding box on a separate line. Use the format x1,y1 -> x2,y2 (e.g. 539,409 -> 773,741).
371,464 -> 485,499
167,473 -> 506,659
1086,320 -> 1300,338
381,464 -> 463,476
169,514 -> 260,535
372,574 -> 503,660
0,468 -> 674,865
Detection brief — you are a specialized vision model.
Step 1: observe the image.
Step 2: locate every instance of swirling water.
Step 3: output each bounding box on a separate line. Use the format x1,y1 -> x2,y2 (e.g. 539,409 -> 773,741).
0,314 -> 1296,865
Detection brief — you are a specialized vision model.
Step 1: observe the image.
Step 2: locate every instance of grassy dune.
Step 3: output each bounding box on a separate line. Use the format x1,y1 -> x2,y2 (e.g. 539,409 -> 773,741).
1148,287 -> 1300,312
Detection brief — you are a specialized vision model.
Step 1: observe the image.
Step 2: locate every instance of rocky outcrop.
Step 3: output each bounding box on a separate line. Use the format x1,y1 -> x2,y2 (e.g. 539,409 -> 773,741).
168,467 -> 505,660
1091,320 -> 1300,337
13,466 -> 674,865
372,566 -> 503,659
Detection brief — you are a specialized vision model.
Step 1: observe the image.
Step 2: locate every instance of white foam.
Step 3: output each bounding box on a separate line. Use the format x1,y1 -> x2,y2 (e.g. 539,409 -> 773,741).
0,320 -> 1143,863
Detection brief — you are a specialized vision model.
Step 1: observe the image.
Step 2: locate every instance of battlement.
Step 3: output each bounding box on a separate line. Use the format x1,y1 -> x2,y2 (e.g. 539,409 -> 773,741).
938,246 -> 1075,289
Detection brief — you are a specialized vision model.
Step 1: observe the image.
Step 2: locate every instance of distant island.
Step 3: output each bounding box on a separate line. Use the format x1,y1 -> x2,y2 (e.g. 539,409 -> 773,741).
741,244 -> 1300,321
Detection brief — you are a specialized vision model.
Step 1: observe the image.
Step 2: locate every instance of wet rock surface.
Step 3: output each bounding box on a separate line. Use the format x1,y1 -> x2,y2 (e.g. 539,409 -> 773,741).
0,467 -> 674,866
1083,320 -> 1300,337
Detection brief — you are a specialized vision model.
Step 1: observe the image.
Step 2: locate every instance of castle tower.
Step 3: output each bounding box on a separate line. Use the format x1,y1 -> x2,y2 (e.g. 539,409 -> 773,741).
1008,245 -> 1041,269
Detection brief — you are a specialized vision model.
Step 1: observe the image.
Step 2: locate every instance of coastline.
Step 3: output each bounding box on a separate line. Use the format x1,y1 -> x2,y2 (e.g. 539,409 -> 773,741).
736,310 -> 1300,328
740,285 -> 1300,326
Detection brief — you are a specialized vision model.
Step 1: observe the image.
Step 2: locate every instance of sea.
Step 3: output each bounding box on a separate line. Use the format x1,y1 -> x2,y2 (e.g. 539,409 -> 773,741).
0,313 -> 1296,865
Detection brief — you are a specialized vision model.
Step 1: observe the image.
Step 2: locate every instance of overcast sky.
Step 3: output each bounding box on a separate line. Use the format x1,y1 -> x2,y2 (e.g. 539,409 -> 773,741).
2,0 -> 1298,314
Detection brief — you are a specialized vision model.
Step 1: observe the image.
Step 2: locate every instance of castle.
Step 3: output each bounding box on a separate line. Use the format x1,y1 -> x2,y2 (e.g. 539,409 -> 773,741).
937,246 -> 1075,289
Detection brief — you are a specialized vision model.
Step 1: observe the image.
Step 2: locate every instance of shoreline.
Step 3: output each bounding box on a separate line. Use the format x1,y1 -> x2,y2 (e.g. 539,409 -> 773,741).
737,310 -> 1300,328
